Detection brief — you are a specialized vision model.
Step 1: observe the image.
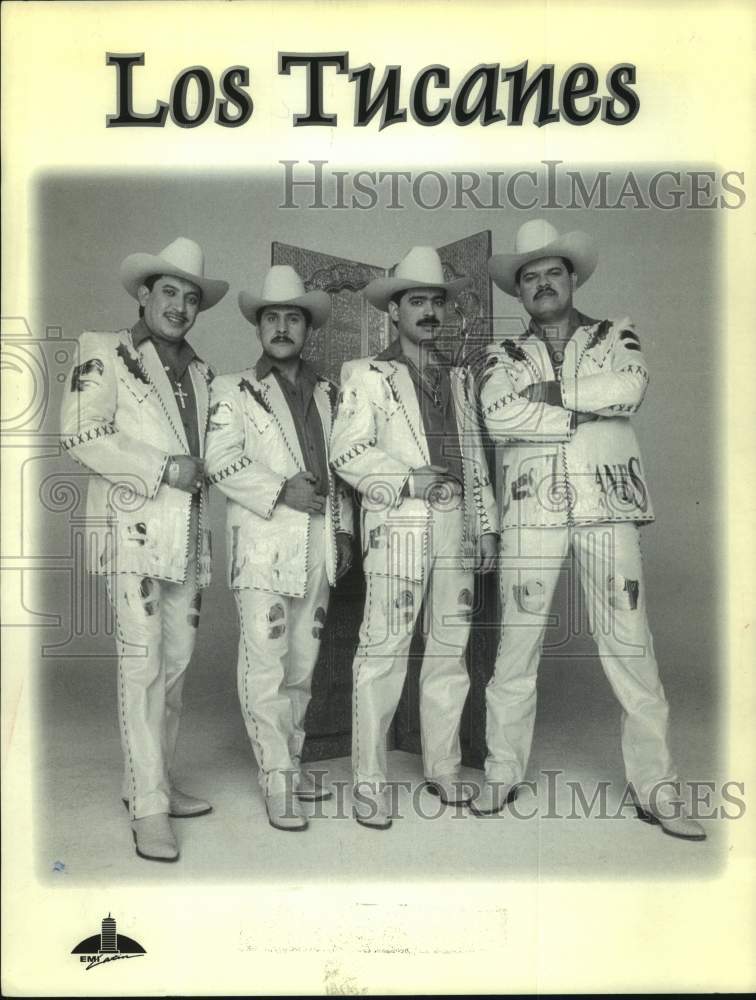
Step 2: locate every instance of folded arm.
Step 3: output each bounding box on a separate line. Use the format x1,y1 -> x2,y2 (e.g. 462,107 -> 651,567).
479,356 -> 574,444
560,322 -> 650,415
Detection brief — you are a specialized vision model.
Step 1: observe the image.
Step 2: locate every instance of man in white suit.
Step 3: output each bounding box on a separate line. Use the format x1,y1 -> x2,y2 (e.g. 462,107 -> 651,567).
205,265 -> 353,832
330,246 -> 499,829
60,237 -> 229,861
474,220 -> 705,841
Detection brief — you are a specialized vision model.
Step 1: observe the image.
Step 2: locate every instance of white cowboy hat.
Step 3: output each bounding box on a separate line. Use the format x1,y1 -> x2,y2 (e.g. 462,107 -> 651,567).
364,246 -> 472,312
238,265 -> 332,330
488,220 -> 598,297
120,237 -> 229,311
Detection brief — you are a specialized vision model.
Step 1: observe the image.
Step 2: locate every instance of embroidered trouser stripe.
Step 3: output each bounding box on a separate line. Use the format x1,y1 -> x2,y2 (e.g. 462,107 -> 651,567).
485,523 -> 677,801
106,558 -> 199,819
233,515 -> 331,796
352,507 -> 473,785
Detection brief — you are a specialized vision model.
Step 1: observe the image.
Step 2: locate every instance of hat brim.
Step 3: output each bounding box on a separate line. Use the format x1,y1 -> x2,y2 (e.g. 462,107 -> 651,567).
120,253 -> 229,311
488,231 -> 598,297
364,276 -> 472,313
238,289 -> 332,330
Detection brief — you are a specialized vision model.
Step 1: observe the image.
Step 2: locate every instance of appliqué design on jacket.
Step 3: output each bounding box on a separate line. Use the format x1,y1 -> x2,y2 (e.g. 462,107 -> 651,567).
585,318 -> 612,352
116,342 -> 151,385
70,358 -> 104,392
480,315 -> 654,529
239,377 -> 272,414
208,398 -> 234,432
500,338 -> 528,363
619,329 -> 642,352
318,376 -> 339,414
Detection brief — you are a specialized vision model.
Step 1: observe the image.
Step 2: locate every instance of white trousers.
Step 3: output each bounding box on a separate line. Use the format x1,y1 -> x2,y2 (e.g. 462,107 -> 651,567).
233,515 -> 331,796
107,560 -> 200,819
485,523 -> 677,800
352,507 -> 474,785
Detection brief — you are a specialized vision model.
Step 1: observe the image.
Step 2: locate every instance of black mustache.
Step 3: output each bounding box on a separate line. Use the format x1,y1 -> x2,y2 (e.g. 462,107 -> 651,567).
535,287 -> 556,299
272,335 -> 294,343
417,319 -> 440,327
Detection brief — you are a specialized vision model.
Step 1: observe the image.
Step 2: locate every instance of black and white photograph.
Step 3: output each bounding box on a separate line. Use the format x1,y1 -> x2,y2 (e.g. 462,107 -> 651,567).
2,2 -> 754,995
35,168 -> 724,875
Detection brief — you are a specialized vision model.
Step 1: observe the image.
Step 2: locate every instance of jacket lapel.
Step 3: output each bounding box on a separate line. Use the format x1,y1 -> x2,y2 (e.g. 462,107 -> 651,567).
574,319 -> 613,371
313,380 -> 332,443
189,363 -> 210,457
449,367 -> 470,453
134,338 -> 190,451
527,337 -> 556,381
385,361 -> 430,464
262,374 -> 305,470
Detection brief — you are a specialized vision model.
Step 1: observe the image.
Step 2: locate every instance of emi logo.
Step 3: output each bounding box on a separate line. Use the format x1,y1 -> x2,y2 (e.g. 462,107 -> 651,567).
71,913 -> 146,970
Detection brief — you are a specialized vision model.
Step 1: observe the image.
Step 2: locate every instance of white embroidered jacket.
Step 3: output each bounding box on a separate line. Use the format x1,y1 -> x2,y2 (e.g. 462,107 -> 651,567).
330,356 -> 498,583
479,315 -> 655,530
204,367 -> 353,598
59,329 -> 213,586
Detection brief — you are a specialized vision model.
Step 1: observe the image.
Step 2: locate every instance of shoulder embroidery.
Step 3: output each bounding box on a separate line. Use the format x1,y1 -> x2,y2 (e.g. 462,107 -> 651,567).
499,339 -> 527,363
198,362 -> 215,384
460,370 -> 471,406
317,376 -> 339,412
116,342 -> 150,385
386,372 -> 401,405
239,377 -> 272,414
585,319 -> 612,351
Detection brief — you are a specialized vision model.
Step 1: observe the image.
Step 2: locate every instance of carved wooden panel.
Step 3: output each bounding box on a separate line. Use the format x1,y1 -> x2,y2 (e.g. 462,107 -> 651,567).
436,230 -> 494,363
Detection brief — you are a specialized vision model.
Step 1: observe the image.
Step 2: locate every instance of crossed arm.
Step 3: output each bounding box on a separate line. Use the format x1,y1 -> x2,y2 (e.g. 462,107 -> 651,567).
479,322 -> 650,444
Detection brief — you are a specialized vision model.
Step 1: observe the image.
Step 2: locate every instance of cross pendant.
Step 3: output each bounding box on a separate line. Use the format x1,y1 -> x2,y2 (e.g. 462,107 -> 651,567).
173,382 -> 188,409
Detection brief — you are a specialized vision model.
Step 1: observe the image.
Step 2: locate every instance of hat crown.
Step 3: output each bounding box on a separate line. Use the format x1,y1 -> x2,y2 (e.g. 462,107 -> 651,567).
157,237 -> 206,279
488,222 -> 597,297
392,246 -> 446,287
513,220 -> 560,256
259,265 -> 308,304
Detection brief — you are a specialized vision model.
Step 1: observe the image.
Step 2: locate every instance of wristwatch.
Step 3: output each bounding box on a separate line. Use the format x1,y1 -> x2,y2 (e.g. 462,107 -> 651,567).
167,459 -> 180,488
